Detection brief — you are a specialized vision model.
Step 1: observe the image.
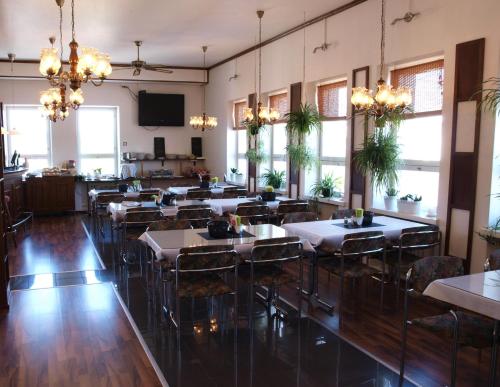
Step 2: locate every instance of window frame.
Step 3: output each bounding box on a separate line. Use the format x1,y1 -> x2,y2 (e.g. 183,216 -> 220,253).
232,100 -> 248,179
76,105 -> 119,176
4,104 -> 53,168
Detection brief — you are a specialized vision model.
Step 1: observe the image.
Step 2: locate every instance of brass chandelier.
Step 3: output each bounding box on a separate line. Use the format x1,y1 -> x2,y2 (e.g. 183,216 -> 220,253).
39,0 -> 112,122
189,46 -> 217,131
350,0 -> 412,115
242,11 -> 280,131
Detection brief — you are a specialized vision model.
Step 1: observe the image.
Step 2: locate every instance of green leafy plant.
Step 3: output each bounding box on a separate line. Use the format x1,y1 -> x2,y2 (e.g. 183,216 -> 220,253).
385,187 -> 399,197
474,77 -> 500,115
399,194 -> 422,202
245,141 -> 268,164
245,121 -> 262,136
310,174 -> 342,198
286,143 -> 318,171
230,167 -> 238,174
284,103 -> 322,170
260,169 -> 285,190
478,218 -> 500,246
354,127 -> 401,192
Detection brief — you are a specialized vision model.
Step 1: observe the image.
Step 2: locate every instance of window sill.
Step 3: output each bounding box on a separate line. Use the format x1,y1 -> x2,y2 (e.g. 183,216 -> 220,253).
226,179 -> 246,187
370,207 -> 438,225
309,196 -> 346,207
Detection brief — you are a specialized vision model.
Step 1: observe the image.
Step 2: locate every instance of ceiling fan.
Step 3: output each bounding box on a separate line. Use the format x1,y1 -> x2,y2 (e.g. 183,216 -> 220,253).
115,40 -> 173,76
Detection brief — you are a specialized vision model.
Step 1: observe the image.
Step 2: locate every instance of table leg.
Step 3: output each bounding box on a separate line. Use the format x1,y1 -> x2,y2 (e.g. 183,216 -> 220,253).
310,252 -> 334,314
489,320 -> 499,387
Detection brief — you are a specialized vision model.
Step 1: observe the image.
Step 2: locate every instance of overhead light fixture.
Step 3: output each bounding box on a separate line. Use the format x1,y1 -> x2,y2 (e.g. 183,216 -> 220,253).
351,0 -> 412,114
242,10 -> 280,132
189,46 -> 217,131
39,0 -> 112,122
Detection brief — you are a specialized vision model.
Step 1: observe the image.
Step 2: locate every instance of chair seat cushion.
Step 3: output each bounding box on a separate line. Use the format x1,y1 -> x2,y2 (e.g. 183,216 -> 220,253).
177,272 -> 233,298
239,264 -> 295,287
320,258 -> 378,278
412,311 -> 495,348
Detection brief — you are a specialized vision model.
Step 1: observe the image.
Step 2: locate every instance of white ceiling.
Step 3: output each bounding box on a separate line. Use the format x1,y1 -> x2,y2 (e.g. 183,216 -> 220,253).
0,0 -> 354,68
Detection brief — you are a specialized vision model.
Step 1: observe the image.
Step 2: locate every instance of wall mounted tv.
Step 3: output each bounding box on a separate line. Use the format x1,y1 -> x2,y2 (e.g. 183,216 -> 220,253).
138,91 -> 185,126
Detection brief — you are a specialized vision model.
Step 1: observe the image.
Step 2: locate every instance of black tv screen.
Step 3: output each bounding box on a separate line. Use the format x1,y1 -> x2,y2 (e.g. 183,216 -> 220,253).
138,91 -> 184,126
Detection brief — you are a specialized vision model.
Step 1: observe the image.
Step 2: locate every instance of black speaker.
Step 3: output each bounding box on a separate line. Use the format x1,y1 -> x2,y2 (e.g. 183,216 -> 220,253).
191,137 -> 202,157
154,137 -> 166,158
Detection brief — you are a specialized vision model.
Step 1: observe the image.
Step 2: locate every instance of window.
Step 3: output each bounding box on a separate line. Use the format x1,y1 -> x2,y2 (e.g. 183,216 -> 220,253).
77,106 -> 119,175
304,81 -> 348,198
231,101 -> 248,179
233,101 -> 246,129
4,105 -> 52,171
373,59 -> 444,214
258,92 -> 289,189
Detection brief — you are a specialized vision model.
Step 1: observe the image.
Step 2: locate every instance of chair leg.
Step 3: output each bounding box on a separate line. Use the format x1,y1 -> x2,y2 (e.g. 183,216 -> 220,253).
449,310 -> 459,387
399,293 -> 410,387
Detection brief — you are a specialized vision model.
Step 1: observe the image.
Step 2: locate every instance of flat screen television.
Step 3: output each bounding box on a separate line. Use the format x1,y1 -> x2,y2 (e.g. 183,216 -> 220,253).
138,91 -> 185,126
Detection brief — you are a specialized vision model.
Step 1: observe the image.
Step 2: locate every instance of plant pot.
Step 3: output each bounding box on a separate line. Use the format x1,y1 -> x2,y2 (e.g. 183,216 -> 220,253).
397,200 -> 421,215
207,220 -> 229,239
384,196 -> 397,211
362,211 -> 374,226
261,191 -> 276,202
321,188 -> 332,198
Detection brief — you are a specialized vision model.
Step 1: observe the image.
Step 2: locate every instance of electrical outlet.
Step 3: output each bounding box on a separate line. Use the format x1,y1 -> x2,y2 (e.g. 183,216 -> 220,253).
122,141 -> 128,147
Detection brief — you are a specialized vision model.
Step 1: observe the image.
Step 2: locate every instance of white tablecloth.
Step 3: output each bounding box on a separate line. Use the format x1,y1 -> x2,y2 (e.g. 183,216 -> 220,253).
89,188 -> 162,201
423,271 -> 500,321
139,223 -> 314,263
107,201 -> 177,222
208,197 -> 288,216
168,184 -> 237,196
281,216 -> 427,250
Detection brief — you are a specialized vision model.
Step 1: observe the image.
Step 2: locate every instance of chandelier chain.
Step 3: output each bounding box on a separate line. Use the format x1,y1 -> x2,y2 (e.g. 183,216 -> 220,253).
258,15 -> 262,103
71,0 -> 76,41
59,4 -> 64,59
380,0 -> 386,80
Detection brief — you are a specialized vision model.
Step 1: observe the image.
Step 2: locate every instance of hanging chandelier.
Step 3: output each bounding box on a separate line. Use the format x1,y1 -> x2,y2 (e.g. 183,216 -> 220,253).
39,0 -> 112,122
351,0 -> 412,115
242,10 -> 280,131
189,46 -> 217,131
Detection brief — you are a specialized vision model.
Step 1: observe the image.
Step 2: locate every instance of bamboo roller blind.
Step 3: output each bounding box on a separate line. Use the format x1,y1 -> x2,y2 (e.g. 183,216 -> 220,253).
269,92 -> 288,120
317,80 -> 348,118
233,101 -> 247,129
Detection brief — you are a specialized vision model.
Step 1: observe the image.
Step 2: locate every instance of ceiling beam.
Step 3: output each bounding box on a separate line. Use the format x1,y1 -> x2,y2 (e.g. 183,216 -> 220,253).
208,0 -> 369,70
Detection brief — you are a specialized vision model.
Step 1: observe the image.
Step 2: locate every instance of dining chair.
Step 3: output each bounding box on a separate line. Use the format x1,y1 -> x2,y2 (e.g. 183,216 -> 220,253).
235,203 -> 270,225
137,190 -> 161,202
186,188 -> 212,200
331,208 -> 355,219
223,189 -> 248,198
94,193 -> 125,237
484,249 -> 500,271
121,210 -> 163,277
167,245 -> 239,335
276,200 -> 309,223
388,225 -> 441,304
399,256 -> 496,387
241,236 -> 303,320
281,211 -> 318,225
318,231 -> 386,314
176,205 -> 213,228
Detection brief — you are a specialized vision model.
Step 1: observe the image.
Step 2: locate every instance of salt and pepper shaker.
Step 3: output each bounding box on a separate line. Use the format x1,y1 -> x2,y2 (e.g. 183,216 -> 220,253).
344,216 -> 348,226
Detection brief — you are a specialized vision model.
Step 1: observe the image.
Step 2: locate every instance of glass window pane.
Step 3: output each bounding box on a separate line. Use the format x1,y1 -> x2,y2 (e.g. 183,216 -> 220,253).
25,158 -> 49,172
272,123 -> 287,155
7,107 -> 50,157
260,127 -> 271,155
80,158 -> 116,175
78,107 -> 116,155
399,116 -> 442,161
272,160 -> 287,188
237,157 -> 247,177
237,130 -> 248,154
321,120 -> 347,158
321,165 -> 345,195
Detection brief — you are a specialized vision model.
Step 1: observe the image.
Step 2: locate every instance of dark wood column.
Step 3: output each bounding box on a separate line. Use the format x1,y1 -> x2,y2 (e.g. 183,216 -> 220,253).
444,38 -> 485,273
348,66 -> 370,209
0,102 -> 8,308
288,82 -> 302,198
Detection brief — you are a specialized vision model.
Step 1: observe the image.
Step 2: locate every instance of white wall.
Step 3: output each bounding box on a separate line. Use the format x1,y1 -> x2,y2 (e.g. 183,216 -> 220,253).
205,0 -> 500,272
0,78 -> 205,174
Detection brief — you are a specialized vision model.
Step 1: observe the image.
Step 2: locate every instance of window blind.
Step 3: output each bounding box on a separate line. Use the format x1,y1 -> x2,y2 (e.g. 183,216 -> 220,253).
391,59 -> 444,114
269,92 -> 288,121
233,101 -> 246,129
317,80 -> 348,118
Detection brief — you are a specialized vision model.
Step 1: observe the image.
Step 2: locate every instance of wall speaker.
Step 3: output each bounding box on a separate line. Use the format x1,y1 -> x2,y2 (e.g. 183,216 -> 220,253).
191,137 -> 202,157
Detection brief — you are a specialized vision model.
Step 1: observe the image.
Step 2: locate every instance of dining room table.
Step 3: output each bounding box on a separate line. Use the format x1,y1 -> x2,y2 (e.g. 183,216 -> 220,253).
281,215 -> 430,310
167,183 -> 238,196
423,271 -> 500,387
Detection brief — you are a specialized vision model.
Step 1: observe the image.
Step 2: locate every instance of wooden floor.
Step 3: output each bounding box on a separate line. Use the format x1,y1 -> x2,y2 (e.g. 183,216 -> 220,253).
8,215 -> 103,276
0,283 -> 163,386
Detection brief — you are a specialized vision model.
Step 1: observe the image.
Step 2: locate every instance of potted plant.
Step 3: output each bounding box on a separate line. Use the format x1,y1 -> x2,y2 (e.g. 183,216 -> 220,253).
245,141 -> 268,164
397,194 -> 422,215
284,103 -> 322,171
384,187 -> 399,211
260,169 -> 285,190
261,185 -> 276,202
310,174 -> 342,199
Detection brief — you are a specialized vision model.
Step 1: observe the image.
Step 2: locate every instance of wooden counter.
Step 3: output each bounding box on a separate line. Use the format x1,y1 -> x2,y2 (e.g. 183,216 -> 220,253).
4,168 -> 27,220
25,175 -> 75,214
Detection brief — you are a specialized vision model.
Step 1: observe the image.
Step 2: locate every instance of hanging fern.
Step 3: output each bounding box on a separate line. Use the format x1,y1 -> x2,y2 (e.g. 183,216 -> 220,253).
284,103 -> 322,140
474,77 -> 500,114
354,127 -> 401,192
245,141 -> 268,164
286,143 -> 318,171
